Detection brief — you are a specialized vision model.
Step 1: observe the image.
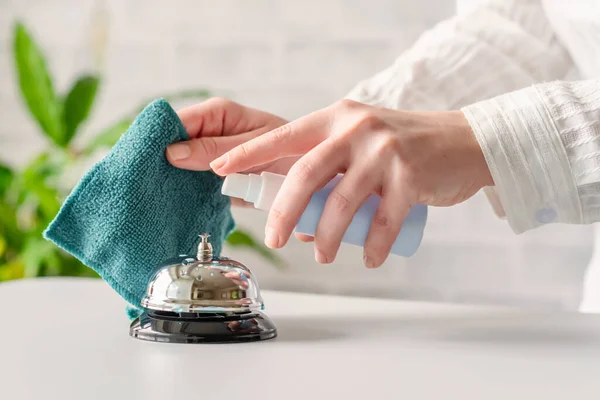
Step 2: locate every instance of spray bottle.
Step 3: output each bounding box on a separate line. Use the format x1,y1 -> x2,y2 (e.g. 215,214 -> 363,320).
221,172 -> 427,257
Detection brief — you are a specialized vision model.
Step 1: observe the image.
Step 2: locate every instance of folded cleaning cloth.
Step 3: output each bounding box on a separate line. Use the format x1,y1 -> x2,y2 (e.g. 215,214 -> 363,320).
44,99 -> 235,318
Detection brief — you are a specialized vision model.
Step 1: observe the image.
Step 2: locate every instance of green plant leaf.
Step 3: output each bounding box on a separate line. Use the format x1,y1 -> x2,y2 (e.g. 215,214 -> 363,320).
12,21 -> 64,146
0,236 -> 6,259
62,75 -> 100,146
24,152 -> 64,180
21,236 -> 52,277
84,117 -> 132,153
0,163 -> 13,195
20,156 -> 61,220
0,200 -> 23,250
0,261 -> 25,282
226,229 -> 286,269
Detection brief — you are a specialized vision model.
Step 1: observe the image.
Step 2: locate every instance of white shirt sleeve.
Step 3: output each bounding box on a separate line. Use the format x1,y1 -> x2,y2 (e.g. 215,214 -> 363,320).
345,0 -> 571,111
344,0 -> 578,233
463,79 -> 600,233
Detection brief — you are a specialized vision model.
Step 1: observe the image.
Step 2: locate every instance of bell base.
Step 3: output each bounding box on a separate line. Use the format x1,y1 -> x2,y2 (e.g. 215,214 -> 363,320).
129,309 -> 277,344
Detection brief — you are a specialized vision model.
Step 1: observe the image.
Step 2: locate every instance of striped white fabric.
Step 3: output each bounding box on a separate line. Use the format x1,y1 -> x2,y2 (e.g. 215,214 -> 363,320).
345,0 -> 600,311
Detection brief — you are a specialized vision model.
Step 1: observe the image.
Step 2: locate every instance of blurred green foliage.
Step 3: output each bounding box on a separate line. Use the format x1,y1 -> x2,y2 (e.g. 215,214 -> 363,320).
0,21 -> 283,282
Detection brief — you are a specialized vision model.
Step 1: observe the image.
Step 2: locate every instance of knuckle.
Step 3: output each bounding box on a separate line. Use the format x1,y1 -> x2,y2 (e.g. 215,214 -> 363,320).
290,160 -> 314,184
372,211 -> 392,229
356,112 -> 387,132
345,112 -> 386,137
207,97 -> 234,108
199,136 -> 218,158
328,190 -> 351,214
268,207 -> 293,230
270,123 -> 293,143
229,142 -> 251,164
269,207 -> 285,222
336,98 -> 361,110
380,136 -> 401,151
238,142 -> 251,158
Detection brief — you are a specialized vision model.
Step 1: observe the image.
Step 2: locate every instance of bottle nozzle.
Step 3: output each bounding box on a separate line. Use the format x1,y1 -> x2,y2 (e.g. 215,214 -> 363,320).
221,172 -> 285,210
222,173 -> 250,199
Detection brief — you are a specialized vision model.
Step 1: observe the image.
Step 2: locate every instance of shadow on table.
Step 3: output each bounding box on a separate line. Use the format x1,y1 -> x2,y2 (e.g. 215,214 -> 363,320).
273,312 -> 600,349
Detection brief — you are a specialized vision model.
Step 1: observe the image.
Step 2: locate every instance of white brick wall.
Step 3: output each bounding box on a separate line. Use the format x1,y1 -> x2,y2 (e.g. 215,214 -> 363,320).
0,0 -> 593,310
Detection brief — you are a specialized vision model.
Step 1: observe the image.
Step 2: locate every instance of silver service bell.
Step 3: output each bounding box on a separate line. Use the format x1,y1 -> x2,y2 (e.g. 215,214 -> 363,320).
129,234 -> 277,344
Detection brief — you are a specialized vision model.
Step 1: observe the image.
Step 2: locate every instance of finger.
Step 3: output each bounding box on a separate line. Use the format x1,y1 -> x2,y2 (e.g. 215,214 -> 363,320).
264,139 -> 347,249
210,108 -> 332,175
363,171 -> 411,269
295,233 -> 314,242
313,168 -> 379,264
167,128 -> 265,170
177,97 -> 245,138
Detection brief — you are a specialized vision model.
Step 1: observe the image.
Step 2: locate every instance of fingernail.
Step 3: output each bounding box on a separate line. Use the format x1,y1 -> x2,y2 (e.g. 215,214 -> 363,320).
315,249 -> 328,264
167,143 -> 192,161
210,155 -> 228,171
264,227 -> 280,248
363,254 -> 376,269
167,143 -> 191,161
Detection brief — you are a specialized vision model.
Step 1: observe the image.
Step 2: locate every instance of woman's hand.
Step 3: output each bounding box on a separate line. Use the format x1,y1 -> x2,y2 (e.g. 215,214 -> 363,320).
168,98 -> 315,242
166,97 -> 298,207
209,99 -> 493,268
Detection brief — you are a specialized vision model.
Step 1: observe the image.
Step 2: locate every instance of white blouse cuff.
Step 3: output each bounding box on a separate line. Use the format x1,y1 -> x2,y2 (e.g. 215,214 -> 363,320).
461,85 -> 582,233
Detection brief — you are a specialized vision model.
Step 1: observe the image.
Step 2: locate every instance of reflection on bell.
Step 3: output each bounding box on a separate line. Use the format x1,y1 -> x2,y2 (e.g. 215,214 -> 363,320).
129,234 -> 277,343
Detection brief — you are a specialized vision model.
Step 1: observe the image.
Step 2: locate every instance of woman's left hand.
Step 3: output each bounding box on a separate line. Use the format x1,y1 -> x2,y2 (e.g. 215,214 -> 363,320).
210,100 -> 493,268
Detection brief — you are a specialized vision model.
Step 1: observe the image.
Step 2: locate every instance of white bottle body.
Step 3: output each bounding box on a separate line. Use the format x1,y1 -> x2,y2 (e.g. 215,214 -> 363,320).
221,172 -> 428,257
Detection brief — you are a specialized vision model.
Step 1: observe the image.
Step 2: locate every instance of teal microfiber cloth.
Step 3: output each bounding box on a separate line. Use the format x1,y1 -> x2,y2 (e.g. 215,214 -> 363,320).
43,99 -> 235,318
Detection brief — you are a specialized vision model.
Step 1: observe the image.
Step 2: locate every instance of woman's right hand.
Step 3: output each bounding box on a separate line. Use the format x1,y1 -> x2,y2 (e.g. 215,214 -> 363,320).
167,98 -> 298,206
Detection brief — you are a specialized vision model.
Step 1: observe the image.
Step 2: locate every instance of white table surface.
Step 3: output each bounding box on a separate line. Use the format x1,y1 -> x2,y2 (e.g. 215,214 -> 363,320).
1,278 -> 600,399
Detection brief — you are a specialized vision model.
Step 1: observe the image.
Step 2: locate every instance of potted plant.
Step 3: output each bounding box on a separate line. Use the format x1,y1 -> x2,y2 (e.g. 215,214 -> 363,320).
0,21 -> 282,282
